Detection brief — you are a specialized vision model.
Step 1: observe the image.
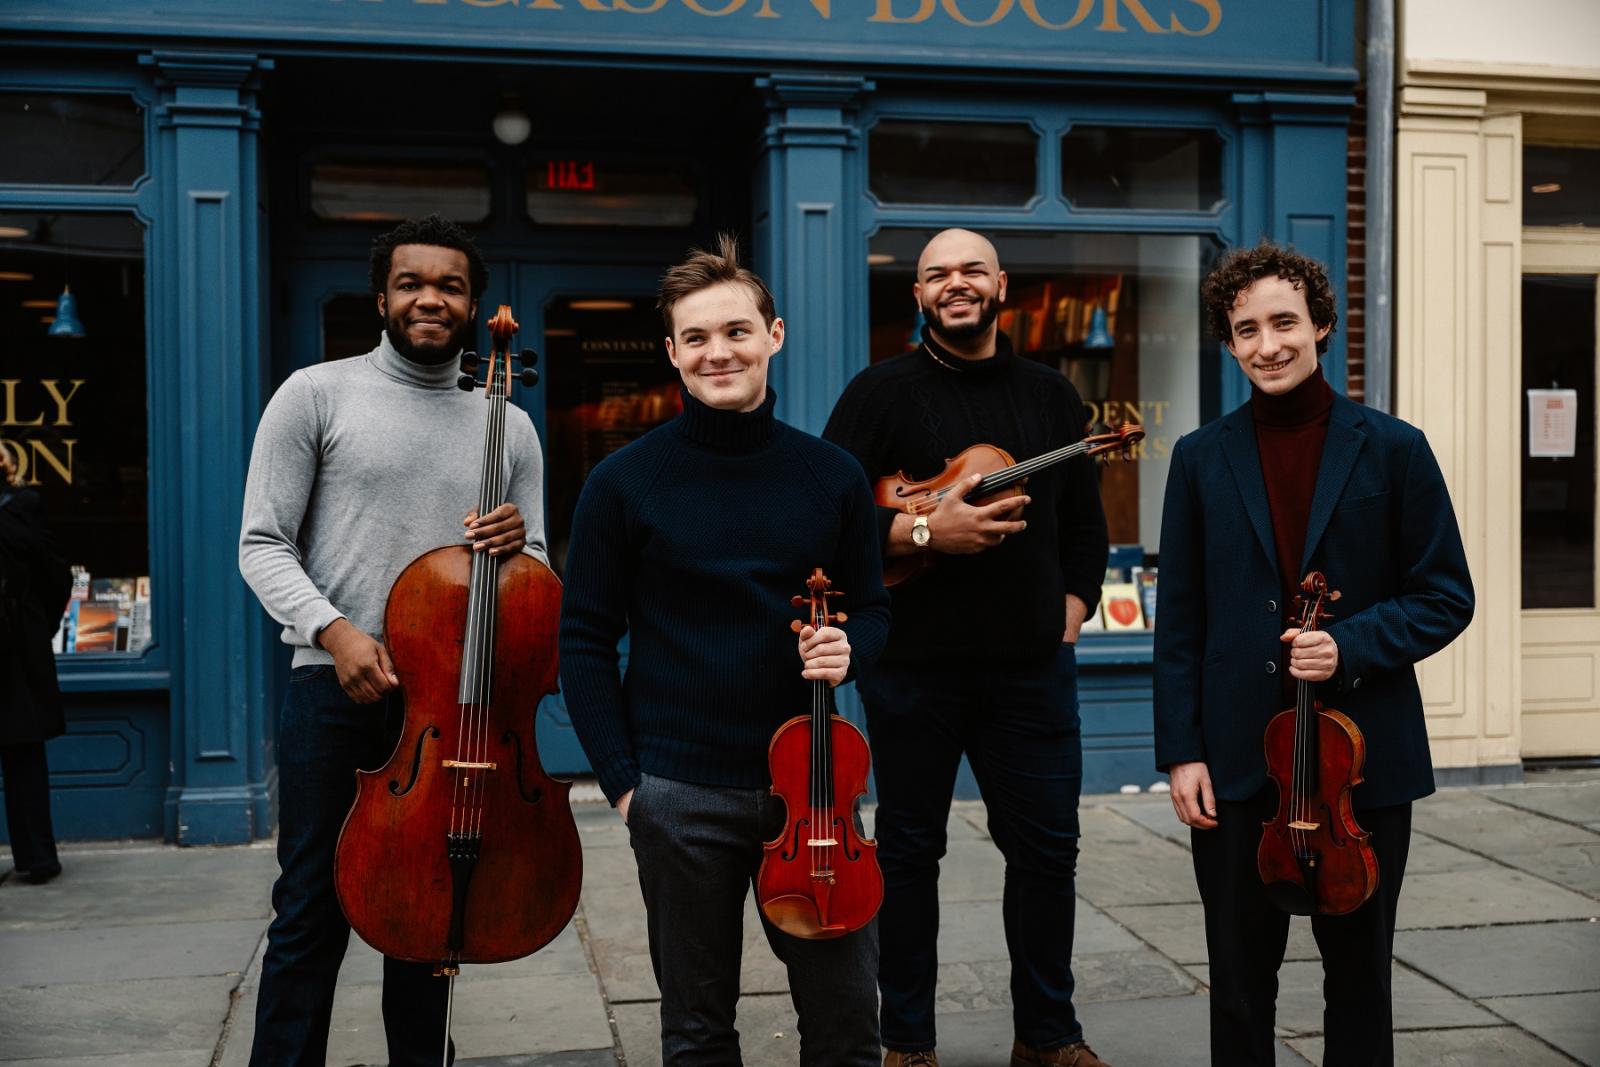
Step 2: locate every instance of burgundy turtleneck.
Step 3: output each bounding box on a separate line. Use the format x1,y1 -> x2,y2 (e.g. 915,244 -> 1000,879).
1253,362 -> 1334,626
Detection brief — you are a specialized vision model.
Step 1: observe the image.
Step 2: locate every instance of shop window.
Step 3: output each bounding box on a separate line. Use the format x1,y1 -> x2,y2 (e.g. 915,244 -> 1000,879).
321,293 -> 380,362
525,156 -> 697,228
1525,146 -> 1600,228
310,160 -> 491,223
0,92 -> 144,188
543,296 -> 680,574
869,228 -> 1214,628
1062,126 -> 1223,212
0,212 -> 150,654
1522,274 -> 1597,610
868,120 -> 1036,206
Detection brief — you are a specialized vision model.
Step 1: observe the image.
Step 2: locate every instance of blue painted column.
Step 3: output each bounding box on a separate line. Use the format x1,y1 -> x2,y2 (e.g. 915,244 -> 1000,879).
1226,91 -> 1355,412
752,73 -> 873,437
142,51 -> 275,844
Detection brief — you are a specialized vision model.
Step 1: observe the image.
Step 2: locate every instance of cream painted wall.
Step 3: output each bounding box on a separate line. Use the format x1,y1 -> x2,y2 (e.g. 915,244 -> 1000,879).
1404,0 -> 1600,74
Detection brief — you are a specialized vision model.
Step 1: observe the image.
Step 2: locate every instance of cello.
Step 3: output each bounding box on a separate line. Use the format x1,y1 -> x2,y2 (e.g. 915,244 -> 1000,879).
757,567 -> 883,939
1257,571 -> 1379,916
875,423 -> 1145,586
334,306 -> 583,1059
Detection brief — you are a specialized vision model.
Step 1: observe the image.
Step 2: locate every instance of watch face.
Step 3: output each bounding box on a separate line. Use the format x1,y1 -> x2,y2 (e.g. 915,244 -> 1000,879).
912,524 -> 930,546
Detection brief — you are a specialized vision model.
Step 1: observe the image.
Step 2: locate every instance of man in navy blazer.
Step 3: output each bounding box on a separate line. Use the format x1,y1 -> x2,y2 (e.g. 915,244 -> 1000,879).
1154,243 -> 1473,1066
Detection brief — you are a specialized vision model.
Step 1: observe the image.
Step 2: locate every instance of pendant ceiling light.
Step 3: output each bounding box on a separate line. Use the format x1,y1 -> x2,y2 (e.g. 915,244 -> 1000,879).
1083,304 -> 1114,350
48,285 -> 86,338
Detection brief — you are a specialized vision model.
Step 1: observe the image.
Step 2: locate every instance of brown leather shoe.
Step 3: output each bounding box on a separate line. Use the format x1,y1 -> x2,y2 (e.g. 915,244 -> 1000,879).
1009,1040 -> 1112,1067
883,1051 -> 939,1067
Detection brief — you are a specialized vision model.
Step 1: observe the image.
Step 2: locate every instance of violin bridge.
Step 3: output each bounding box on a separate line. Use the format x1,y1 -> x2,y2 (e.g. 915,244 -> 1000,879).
806,838 -> 838,847
1287,820 -> 1321,831
442,760 -> 497,771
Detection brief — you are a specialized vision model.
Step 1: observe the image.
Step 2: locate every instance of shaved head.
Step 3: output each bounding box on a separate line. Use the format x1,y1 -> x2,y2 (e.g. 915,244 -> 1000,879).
914,228 -> 1008,355
917,228 -> 1001,279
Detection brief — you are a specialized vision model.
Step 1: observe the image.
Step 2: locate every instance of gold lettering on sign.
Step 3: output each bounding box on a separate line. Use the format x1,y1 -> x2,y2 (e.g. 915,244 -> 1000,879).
2,380 -> 44,428
1019,0 -> 1094,29
613,0 -> 669,11
941,0 -> 1013,25
41,380 -> 85,427
28,439 -> 75,484
683,0 -> 747,13
1098,0 -> 1168,32
870,0 -> 937,22
1171,0 -> 1219,32
754,0 -> 831,17
459,0 -> 517,6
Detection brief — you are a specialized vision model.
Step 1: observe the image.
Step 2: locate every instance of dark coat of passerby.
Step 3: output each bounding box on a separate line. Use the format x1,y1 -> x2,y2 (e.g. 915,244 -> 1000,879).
0,443 -> 71,884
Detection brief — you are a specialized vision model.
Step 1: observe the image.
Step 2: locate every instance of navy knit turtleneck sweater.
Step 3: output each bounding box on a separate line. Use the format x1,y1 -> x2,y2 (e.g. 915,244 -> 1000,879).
558,387 -> 892,804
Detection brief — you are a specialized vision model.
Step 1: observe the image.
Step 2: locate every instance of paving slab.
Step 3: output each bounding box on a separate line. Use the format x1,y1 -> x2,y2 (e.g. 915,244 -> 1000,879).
0,1052 -> 216,1067
1413,792 -> 1600,855
1486,781 -> 1600,829
1070,994 -> 1311,1066
584,890 -> 790,1003
333,923 -> 592,985
456,1054 -> 619,1067
1187,960 -> 1498,1036
1405,832 -> 1497,874
1492,841 -> 1600,899
1287,1025 -> 1581,1065
0,846 -> 278,930
0,975 -> 238,1060
1101,798 -> 1192,849
933,899 -> 1141,966
1102,902 -> 1321,966
1396,866 -> 1600,929
1481,990 -> 1600,1066
1395,920 -> 1600,997
933,838 -> 1007,902
614,992 -> 803,1067
0,919 -> 263,986
325,973 -> 614,1065
1072,808 -> 1202,906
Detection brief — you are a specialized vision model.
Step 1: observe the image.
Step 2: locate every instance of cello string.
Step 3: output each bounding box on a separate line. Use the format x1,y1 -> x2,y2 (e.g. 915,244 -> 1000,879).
474,360 -> 507,839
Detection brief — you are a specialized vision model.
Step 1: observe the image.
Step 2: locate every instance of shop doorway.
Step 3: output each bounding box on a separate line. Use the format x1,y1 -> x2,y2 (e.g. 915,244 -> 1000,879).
1520,229 -> 1600,758
280,257 -> 668,775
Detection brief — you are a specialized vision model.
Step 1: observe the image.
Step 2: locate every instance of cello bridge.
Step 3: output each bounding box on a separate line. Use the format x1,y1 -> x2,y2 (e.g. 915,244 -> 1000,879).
442,760 -> 497,770
1287,819 -> 1321,831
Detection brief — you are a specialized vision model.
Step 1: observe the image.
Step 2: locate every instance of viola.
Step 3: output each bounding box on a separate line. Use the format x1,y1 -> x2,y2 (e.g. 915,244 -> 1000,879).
757,567 -> 882,940
1257,571 -> 1379,916
333,307 -> 582,1058
875,423 -> 1145,586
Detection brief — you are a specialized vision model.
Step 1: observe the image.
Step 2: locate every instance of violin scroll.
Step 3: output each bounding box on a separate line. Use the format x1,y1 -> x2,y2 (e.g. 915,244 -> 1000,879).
787,568 -> 847,633
1082,421 -> 1145,462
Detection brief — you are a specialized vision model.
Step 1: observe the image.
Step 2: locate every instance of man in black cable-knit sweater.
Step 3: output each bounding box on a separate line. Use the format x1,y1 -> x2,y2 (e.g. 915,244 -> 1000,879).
559,236 -> 891,1067
824,229 -> 1112,1067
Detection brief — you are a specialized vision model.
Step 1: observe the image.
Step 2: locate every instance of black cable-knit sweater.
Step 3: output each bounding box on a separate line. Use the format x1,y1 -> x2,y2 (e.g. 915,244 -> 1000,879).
823,329 -> 1109,666
558,388 -> 891,804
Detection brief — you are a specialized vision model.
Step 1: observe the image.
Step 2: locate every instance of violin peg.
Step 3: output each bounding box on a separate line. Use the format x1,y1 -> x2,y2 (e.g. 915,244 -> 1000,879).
790,595 -> 805,608
834,611 -> 848,624
520,348 -> 539,368
457,373 -> 477,392
790,619 -> 804,634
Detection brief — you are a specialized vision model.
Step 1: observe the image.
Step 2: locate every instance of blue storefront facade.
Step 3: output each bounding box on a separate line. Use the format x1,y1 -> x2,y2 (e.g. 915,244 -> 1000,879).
0,0 -> 1356,844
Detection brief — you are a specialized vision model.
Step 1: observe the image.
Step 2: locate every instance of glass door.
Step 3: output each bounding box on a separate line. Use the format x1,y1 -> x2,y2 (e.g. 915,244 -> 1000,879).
1520,231 -> 1600,758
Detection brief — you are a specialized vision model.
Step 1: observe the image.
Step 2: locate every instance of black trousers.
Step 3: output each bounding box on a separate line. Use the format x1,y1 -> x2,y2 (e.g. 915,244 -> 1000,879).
1,741 -> 59,875
1191,788 -> 1411,1067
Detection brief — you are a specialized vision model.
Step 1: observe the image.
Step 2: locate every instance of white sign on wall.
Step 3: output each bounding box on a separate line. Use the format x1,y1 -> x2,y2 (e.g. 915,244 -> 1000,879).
1528,388 -> 1579,458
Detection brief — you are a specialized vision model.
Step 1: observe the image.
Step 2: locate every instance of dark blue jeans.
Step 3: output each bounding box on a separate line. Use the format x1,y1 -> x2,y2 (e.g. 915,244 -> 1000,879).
627,773 -> 881,1066
250,665 -> 453,1067
859,644 -> 1084,1054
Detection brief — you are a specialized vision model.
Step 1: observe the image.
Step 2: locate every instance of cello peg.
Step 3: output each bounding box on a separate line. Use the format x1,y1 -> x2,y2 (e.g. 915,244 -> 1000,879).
519,348 -> 539,368
457,373 -> 477,392
520,367 -> 539,387
460,351 -> 479,371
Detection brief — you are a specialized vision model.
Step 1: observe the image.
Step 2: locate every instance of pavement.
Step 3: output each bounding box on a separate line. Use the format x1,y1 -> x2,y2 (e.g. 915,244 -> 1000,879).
1,772 -> 1597,1067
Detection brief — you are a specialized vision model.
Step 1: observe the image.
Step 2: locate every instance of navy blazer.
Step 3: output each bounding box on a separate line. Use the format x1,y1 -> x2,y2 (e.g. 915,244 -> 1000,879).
1153,393 -> 1474,809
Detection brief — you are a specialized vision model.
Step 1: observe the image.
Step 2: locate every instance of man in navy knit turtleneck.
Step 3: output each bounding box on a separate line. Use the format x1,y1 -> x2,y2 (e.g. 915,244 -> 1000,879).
559,236 -> 891,1066
1154,244 -> 1473,1065
823,229 -> 1112,1067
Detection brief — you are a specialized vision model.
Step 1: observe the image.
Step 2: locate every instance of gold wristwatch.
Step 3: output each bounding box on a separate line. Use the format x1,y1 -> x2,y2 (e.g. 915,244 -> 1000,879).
911,515 -> 932,548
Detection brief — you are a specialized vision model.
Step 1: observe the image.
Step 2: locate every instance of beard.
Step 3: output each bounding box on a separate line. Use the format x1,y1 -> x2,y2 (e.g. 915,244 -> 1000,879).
923,293 -> 1001,341
386,311 -> 474,366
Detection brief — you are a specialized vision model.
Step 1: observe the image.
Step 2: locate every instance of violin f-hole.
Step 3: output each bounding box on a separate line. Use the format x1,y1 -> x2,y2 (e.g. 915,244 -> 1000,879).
780,817 -> 810,861
389,725 -> 440,797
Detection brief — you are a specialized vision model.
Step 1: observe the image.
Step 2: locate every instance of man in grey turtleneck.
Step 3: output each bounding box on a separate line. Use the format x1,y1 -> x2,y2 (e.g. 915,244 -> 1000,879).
239,215 -> 545,1066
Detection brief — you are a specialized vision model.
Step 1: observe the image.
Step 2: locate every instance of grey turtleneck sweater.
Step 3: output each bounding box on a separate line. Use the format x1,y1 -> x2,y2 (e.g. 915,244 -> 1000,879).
240,333 -> 548,667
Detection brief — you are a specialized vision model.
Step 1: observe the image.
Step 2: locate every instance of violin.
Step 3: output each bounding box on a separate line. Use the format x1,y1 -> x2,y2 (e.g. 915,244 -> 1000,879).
1257,571 -> 1379,916
757,567 -> 883,940
875,423 -> 1145,586
333,307 -> 583,1058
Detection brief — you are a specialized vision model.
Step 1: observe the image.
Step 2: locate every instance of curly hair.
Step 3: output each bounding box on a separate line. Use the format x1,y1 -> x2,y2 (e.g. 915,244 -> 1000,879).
657,233 -> 777,334
368,214 -> 489,300
1201,242 -> 1338,354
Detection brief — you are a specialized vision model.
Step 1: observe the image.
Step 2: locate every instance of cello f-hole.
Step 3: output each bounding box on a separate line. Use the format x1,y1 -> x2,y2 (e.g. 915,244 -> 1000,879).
501,728 -> 544,805
389,725 -> 441,797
